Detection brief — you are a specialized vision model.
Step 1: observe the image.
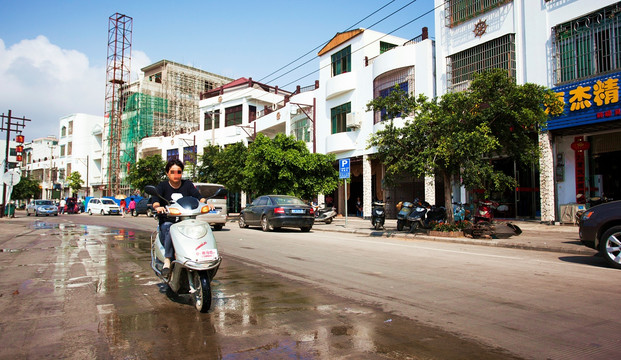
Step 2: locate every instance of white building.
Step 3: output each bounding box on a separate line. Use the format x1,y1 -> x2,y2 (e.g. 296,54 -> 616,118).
22,136 -> 58,200
57,113 -> 105,199
434,0 -> 620,223
315,27 -> 436,217
137,77 -> 298,211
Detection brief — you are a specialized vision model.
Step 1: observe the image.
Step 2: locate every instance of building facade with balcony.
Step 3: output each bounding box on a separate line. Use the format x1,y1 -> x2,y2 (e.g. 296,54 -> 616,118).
315,27 -> 436,218
22,136 -> 58,200
433,0 -> 620,223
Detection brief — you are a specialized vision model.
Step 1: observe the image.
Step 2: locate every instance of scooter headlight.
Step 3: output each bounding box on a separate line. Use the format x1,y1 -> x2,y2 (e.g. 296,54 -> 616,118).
177,223 -> 209,238
415,207 -> 425,212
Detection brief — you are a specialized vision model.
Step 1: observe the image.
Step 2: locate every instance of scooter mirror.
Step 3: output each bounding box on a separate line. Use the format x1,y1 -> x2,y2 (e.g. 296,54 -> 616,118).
210,188 -> 228,199
144,185 -> 169,205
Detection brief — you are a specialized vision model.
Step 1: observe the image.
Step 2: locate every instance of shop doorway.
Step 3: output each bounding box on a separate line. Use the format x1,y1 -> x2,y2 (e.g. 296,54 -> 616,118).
470,158 -> 539,219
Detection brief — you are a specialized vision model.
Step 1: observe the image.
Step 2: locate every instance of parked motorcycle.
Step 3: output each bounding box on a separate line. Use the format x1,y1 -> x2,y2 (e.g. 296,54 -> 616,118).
396,201 -> 415,231
452,202 -> 471,222
463,199 -> 521,239
314,204 -> 337,224
407,202 -> 447,232
371,201 -> 386,230
575,195 -> 611,224
474,199 -> 497,224
145,185 -> 222,313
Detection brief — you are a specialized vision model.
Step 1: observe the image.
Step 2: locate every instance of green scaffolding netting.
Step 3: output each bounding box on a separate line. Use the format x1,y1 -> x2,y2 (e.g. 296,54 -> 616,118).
120,93 -> 168,183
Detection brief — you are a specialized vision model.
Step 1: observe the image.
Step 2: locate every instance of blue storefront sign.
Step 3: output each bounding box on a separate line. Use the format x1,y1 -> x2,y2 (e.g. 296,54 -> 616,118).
547,72 -> 621,131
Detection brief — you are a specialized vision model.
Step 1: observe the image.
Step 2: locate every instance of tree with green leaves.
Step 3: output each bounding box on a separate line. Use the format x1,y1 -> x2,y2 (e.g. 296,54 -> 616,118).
12,176 -> 40,201
213,142 -> 248,193
367,69 -> 563,224
196,145 -> 221,184
243,133 -> 338,200
66,171 -> 84,196
126,155 -> 167,192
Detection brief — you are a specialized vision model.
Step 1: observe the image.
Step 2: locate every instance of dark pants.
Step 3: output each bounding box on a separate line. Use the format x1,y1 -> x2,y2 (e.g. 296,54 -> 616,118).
159,222 -> 174,259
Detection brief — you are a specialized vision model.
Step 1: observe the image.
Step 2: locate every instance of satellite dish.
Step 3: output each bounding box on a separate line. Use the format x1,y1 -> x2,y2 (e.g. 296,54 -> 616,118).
2,169 -> 21,186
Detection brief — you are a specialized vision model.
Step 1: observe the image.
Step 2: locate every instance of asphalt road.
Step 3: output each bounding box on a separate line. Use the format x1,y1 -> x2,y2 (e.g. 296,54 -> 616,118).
1,213 -> 618,359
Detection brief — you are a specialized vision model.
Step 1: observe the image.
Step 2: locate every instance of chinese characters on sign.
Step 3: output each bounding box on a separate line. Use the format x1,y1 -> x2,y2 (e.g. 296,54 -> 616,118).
549,76 -> 620,117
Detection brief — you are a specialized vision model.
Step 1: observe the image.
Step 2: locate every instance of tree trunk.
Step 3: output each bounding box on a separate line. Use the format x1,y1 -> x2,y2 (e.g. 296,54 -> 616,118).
443,171 -> 455,224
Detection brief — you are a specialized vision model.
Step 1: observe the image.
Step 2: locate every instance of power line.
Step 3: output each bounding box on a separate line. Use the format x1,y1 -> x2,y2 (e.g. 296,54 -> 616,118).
221,0 -> 438,110
281,1 -> 440,89
258,0 -> 398,84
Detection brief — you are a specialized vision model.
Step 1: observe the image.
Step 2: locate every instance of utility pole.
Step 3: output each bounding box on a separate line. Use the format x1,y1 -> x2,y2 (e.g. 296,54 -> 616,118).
0,110 -> 31,217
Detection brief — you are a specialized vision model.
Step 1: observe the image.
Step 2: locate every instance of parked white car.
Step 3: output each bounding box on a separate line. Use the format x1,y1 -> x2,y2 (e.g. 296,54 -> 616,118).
87,198 -> 121,215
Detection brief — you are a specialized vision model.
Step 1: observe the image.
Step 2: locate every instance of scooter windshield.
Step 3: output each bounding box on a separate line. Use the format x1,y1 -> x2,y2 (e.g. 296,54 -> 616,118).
176,196 -> 200,210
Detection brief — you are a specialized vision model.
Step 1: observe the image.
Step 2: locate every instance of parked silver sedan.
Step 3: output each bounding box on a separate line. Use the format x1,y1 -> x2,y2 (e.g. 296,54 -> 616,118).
26,199 -> 58,216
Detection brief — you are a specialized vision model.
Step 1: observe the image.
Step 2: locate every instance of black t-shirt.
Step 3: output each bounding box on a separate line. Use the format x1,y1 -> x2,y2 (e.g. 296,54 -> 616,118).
152,180 -> 202,223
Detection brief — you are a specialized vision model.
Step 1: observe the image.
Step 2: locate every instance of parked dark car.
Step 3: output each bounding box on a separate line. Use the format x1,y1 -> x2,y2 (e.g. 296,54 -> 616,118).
239,195 -> 314,232
132,198 -> 154,217
579,200 -> 621,269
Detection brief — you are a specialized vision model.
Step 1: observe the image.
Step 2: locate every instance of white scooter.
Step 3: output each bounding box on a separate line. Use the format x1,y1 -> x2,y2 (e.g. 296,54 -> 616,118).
313,203 -> 337,224
145,185 -> 223,313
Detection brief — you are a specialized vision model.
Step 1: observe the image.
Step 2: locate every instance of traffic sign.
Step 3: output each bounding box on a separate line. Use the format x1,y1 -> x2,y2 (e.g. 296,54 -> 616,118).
2,168 -> 21,186
339,158 -> 350,179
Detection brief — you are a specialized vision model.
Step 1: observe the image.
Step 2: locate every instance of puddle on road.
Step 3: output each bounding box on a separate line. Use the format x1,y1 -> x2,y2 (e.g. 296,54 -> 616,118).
41,221 -> 520,359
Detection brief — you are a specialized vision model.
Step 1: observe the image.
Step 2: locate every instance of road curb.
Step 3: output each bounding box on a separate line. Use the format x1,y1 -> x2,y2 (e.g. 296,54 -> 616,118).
310,225 -> 596,256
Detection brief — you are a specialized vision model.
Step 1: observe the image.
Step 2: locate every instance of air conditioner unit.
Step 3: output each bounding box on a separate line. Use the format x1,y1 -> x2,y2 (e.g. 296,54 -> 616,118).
346,113 -> 360,129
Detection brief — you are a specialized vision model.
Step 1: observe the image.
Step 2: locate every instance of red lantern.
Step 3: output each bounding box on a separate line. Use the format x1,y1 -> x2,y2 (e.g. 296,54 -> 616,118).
16,145 -> 23,152
16,155 -> 23,161
16,135 -> 24,143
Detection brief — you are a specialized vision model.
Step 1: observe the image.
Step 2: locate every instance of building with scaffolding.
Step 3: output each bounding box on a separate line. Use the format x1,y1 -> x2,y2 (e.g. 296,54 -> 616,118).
117,60 -> 232,191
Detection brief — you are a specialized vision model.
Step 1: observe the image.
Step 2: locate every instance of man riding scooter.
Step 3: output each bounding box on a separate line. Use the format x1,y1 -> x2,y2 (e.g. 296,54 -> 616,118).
151,159 -> 213,277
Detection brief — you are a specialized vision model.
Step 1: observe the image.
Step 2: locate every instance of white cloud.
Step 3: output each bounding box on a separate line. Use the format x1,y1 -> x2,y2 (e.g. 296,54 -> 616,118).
0,36 -> 151,142
130,50 -> 151,82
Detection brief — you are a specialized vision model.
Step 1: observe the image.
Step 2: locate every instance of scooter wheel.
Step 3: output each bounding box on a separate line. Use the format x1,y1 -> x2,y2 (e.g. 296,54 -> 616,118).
325,218 -> 333,225
374,222 -> 382,230
397,220 -> 404,231
192,271 -> 212,313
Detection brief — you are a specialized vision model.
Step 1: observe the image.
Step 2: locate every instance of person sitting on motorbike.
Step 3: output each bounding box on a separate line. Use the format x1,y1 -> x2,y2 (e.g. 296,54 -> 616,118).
151,159 -> 211,277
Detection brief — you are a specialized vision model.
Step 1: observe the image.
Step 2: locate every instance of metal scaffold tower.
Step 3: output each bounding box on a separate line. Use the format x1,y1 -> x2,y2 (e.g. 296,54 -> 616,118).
104,13 -> 132,196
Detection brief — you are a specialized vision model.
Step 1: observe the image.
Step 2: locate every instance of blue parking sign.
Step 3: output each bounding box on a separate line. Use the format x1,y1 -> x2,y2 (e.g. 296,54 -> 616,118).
339,158 -> 350,179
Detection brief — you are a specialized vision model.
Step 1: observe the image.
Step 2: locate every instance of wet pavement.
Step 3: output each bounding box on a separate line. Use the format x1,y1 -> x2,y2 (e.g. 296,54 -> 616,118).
0,219 -> 521,359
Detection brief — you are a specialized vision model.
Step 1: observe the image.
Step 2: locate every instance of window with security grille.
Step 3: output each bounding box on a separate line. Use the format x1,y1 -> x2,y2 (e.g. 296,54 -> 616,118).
225,105 -> 242,127
445,0 -> 512,28
447,34 -> 515,92
373,67 -> 415,123
331,46 -> 351,76
552,3 -> 621,85
331,102 -> 351,134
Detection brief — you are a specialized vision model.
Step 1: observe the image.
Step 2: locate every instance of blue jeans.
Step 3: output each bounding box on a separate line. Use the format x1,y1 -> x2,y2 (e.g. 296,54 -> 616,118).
159,221 -> 174,259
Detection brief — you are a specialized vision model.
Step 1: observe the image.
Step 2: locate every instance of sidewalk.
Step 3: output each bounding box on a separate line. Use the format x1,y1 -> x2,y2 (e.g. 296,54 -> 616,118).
1,211 -> 596,256
308,216 -> 597,255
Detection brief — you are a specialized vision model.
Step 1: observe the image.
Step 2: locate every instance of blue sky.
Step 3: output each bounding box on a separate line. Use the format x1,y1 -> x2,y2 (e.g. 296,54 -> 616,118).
0,0 -> 435,140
